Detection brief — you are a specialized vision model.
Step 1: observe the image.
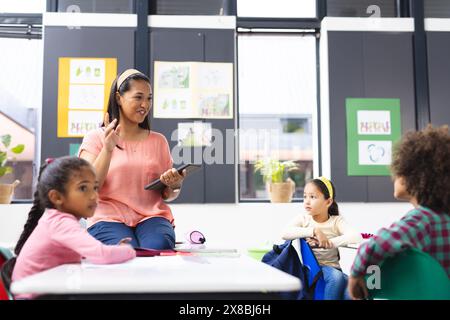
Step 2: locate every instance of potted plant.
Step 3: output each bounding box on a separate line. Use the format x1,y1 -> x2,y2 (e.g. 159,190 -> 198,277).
0,134 -> 24,204
254,159 -> 297,203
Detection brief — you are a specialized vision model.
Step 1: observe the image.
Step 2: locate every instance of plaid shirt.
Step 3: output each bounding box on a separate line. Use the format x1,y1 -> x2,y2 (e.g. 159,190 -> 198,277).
351,206 -> 450,277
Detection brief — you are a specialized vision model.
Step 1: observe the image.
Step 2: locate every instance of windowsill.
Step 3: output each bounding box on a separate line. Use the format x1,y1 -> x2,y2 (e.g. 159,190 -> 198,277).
239,198 -> 304,203
10,200 -> 33,204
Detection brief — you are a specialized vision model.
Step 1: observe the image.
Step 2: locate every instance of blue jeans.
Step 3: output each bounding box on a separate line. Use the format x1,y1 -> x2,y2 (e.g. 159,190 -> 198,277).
87,217 -> 175,250
322,266 -> 351,300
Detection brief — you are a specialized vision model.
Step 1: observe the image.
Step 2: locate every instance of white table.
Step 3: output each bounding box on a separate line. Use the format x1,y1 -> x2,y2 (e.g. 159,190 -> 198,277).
0,242 -> 15,252
11,255 -> 301,299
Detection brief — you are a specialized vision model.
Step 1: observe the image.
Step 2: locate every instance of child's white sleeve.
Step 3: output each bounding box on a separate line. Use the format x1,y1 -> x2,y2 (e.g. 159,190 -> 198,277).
329,216 -> 363,247
281,214 -> 314,240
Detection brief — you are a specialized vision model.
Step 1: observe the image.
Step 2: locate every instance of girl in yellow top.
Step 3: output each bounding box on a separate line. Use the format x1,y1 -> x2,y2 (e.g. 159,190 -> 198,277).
282,177 -> 362,300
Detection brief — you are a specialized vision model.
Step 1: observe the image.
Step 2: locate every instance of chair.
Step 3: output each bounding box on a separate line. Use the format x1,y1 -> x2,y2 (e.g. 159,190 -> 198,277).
0,246 -> 14,300
299,239 -> 326,300
367,248 -> 450,300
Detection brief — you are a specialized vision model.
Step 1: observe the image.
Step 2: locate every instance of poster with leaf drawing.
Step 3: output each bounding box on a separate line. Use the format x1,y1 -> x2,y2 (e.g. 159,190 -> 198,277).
154,61 -> 233,119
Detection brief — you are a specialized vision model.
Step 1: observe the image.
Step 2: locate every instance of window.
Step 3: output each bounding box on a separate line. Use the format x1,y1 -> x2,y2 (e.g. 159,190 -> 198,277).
237,0 -> 316,18
150,0 -> 233,15
238,34 -> 316,201
0,37 -> 42,201
57,0 -> 133,14
425,0 -> 450,18
326,0 -> 397,17
0,0 -> 45,13
0,2 -> 43,201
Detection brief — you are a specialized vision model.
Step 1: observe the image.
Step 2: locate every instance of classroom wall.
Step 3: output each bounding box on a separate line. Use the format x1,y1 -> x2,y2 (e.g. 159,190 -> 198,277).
40,14 -> 135,163
427,31 -> 450,126
327,30 -> 416,202
148,24 -> 236,204
0,202 -> 411,274
0,202 -> 411,249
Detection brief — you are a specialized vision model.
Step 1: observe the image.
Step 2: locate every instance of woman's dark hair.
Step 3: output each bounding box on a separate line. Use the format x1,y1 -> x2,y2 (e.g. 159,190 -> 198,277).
14,157 -> 93,255
391,125 -> 450,213
308,179 -> 339,216
105,72 -> 152,130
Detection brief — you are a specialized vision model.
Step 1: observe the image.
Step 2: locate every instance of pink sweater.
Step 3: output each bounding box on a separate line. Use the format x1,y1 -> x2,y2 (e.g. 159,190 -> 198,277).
12,209 -> 136,298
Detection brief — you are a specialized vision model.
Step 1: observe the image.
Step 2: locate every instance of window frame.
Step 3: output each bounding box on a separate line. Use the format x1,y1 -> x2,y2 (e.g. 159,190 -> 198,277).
236,31 -> 321,203
0,14 -> 43,202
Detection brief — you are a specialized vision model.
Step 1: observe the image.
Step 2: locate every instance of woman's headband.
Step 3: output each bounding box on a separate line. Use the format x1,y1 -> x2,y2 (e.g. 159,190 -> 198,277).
116,68 -> 143,91
317,176 -> 334,199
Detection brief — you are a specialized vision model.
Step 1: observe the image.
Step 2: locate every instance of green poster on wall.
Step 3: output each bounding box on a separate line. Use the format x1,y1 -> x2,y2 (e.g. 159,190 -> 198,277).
69,143 -> 80,157
346,98 -> 401,176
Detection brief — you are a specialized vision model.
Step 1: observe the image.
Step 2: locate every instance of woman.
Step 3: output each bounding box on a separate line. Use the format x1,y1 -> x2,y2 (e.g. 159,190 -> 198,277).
79,69 -> 185,249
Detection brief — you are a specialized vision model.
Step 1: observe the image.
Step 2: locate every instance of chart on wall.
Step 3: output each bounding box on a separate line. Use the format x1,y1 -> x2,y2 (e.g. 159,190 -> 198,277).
346,98 -> 401,176
57,57 -> 117,137
177,122 -> 212,147
153,61 -> 233,119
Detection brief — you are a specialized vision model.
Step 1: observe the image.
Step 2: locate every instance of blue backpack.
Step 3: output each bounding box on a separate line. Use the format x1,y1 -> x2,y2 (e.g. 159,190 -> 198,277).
262,239 -> 324,300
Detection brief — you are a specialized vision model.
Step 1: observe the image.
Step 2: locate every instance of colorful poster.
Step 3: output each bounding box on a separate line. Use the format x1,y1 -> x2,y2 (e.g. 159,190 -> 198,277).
153,61 -> 233,119
68,84 -> 105,110
156,91 -> 193,118
358,140 -> 392,165
346,98 -> 401,176
57,57 -> 117,137
68,110 -> 103,136
158,64 -> 190,88
177,122 -> 212,147
69,59 -> 105,84
69,143 -> 81,156
197,93 -> 231,118
357,110 -> 391,135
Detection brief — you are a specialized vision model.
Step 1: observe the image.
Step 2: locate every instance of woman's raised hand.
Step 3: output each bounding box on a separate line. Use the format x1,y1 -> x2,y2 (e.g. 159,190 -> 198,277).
103,113 -> 121,152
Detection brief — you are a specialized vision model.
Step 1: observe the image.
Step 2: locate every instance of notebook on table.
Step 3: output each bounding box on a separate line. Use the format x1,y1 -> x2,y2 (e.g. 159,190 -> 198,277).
134,247 -> 192,257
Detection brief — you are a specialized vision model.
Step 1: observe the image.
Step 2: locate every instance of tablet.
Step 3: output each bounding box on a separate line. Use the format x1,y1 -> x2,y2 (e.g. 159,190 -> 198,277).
144,163 -> 201,191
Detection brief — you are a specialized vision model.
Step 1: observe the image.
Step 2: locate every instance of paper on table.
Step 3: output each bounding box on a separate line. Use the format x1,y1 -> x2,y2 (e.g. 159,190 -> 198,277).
174,244 -> 238,253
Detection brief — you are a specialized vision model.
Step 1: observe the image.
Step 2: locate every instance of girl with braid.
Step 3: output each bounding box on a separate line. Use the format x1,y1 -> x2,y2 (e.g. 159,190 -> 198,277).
10,156 -> 135,299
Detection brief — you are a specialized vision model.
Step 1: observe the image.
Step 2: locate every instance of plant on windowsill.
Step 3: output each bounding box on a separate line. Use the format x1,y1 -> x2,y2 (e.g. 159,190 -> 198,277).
254,159 -> 296,203
0,134 -> 24,204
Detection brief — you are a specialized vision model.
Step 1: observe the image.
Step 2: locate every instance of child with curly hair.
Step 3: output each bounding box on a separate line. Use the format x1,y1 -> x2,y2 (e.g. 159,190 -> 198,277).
348,125 -> 450,299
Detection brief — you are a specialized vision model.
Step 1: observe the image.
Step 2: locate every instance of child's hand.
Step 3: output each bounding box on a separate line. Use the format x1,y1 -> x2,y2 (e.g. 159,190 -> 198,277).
348,276 -> 369,300
306,237 -> 319,247
313,228 -> 334,249
118,237 -> 132,246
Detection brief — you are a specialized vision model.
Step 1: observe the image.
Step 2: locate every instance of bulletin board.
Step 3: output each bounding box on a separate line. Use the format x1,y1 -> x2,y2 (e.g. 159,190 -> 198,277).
346,98 -> 401,176
149,28 -> 236,203
41,26 -> 134,162
153,61 -> 233,119
57,57 -> 117,137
